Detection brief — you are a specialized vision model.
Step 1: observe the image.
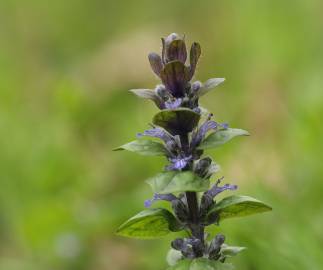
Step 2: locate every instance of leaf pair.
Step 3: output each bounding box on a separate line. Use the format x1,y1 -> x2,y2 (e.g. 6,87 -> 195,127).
114,139 -> 167,156
116,195 -> 272,239
114,127 -> 250,157
116,208 -> 182,238
198,128 -> 250,150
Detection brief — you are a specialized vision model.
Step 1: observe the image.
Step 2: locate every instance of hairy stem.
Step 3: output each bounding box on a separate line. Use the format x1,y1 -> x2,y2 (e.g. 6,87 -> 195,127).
180,133 -> 204,243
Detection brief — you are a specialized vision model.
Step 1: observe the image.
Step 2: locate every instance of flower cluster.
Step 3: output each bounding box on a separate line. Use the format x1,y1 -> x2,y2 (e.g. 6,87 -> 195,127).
116,33 -> 271,270
131,33 -> 225,113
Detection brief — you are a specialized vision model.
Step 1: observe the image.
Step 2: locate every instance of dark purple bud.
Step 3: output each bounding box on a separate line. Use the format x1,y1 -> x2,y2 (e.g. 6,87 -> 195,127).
191,238 -> 204,258
165,98 -> 182,109
206,177 -> 238,198
194,157 -> 212,178
144,193 -> 177,208
172,199 -> 189,223
208,234 -> 225,260
189,42 -> 201,79
148,52 -> 163,76
160,61 -> 190,98
172,237 -> 204,259
199,193 -> 214,221
171,238 -> 185,250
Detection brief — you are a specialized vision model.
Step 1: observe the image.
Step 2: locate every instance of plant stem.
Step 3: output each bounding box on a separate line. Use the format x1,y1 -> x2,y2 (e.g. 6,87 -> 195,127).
180,133 -> 204,242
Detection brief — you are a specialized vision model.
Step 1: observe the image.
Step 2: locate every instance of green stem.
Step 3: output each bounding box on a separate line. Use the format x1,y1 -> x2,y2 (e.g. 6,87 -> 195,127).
180,133 -> 204,242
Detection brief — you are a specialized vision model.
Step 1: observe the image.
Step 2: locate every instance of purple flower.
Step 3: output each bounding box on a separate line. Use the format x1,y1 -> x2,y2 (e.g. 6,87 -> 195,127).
205,177 -> 238,198
165,98 -> 182,109
191,115 -> 230,147
171,237 -> 204,258
166,155 -> 192,170
191,114 -> 217,147
138,127 -> 174,144
144,193 -> 177,208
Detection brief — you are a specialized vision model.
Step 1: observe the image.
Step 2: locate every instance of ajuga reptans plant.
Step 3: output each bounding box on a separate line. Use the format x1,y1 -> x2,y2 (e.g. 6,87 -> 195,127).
115,33 -> 272,270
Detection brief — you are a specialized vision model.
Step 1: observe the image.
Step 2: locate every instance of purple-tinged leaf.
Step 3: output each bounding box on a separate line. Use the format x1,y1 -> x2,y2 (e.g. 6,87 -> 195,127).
129,88 -> 163,108
160,61 -> 190,97
189,42 -> 201,79
152,108 -> 200,135
198,78 -> 225,97
166,39 -> 187,63
148,52 -> 163,76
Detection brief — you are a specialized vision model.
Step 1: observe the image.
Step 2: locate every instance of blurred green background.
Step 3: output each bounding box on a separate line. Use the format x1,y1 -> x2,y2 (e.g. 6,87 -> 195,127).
1,0 -> 323,269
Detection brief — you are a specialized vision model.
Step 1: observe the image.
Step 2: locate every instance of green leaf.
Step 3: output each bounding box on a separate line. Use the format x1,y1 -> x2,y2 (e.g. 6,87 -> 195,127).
116,208 -> 182,239
198,128 -> 250,150
198,78 -> 225,97
208,195 -> 272,222
113,139 -> 167,156
129,88 -> 156,99
153,108 -> 200,135
167,258 -> 234,270
147,171 -> 209,194
220,244 -> 246,258
129,88 -> 163,108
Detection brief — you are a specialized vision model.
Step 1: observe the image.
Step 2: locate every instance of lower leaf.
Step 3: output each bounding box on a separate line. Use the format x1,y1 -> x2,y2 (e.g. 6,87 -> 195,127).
116,208 -> 182,239
147,171 -> 209,194
207,195 -> 272,223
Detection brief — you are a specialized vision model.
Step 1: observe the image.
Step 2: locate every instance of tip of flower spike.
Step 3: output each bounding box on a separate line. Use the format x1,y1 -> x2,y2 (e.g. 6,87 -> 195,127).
165,33 -> 181,43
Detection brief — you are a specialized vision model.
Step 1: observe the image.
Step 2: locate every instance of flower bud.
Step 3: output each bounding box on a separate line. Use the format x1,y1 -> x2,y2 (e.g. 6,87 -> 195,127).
208,234 -> 225,260
194,157 -> 212,178
171,237 -> 204,259
155,85 -> 169,101
199,193 -> 214,221
191,81 -> 202,93
171,238 -> 185,250
172,199 -> 189,223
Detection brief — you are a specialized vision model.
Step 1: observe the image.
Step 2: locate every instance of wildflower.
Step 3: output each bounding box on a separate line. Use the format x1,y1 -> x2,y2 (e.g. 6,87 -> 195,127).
166,155 -> 192,170
148,33 -> 201,98
205,177 -> 238,198
144,193 -> 177,208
